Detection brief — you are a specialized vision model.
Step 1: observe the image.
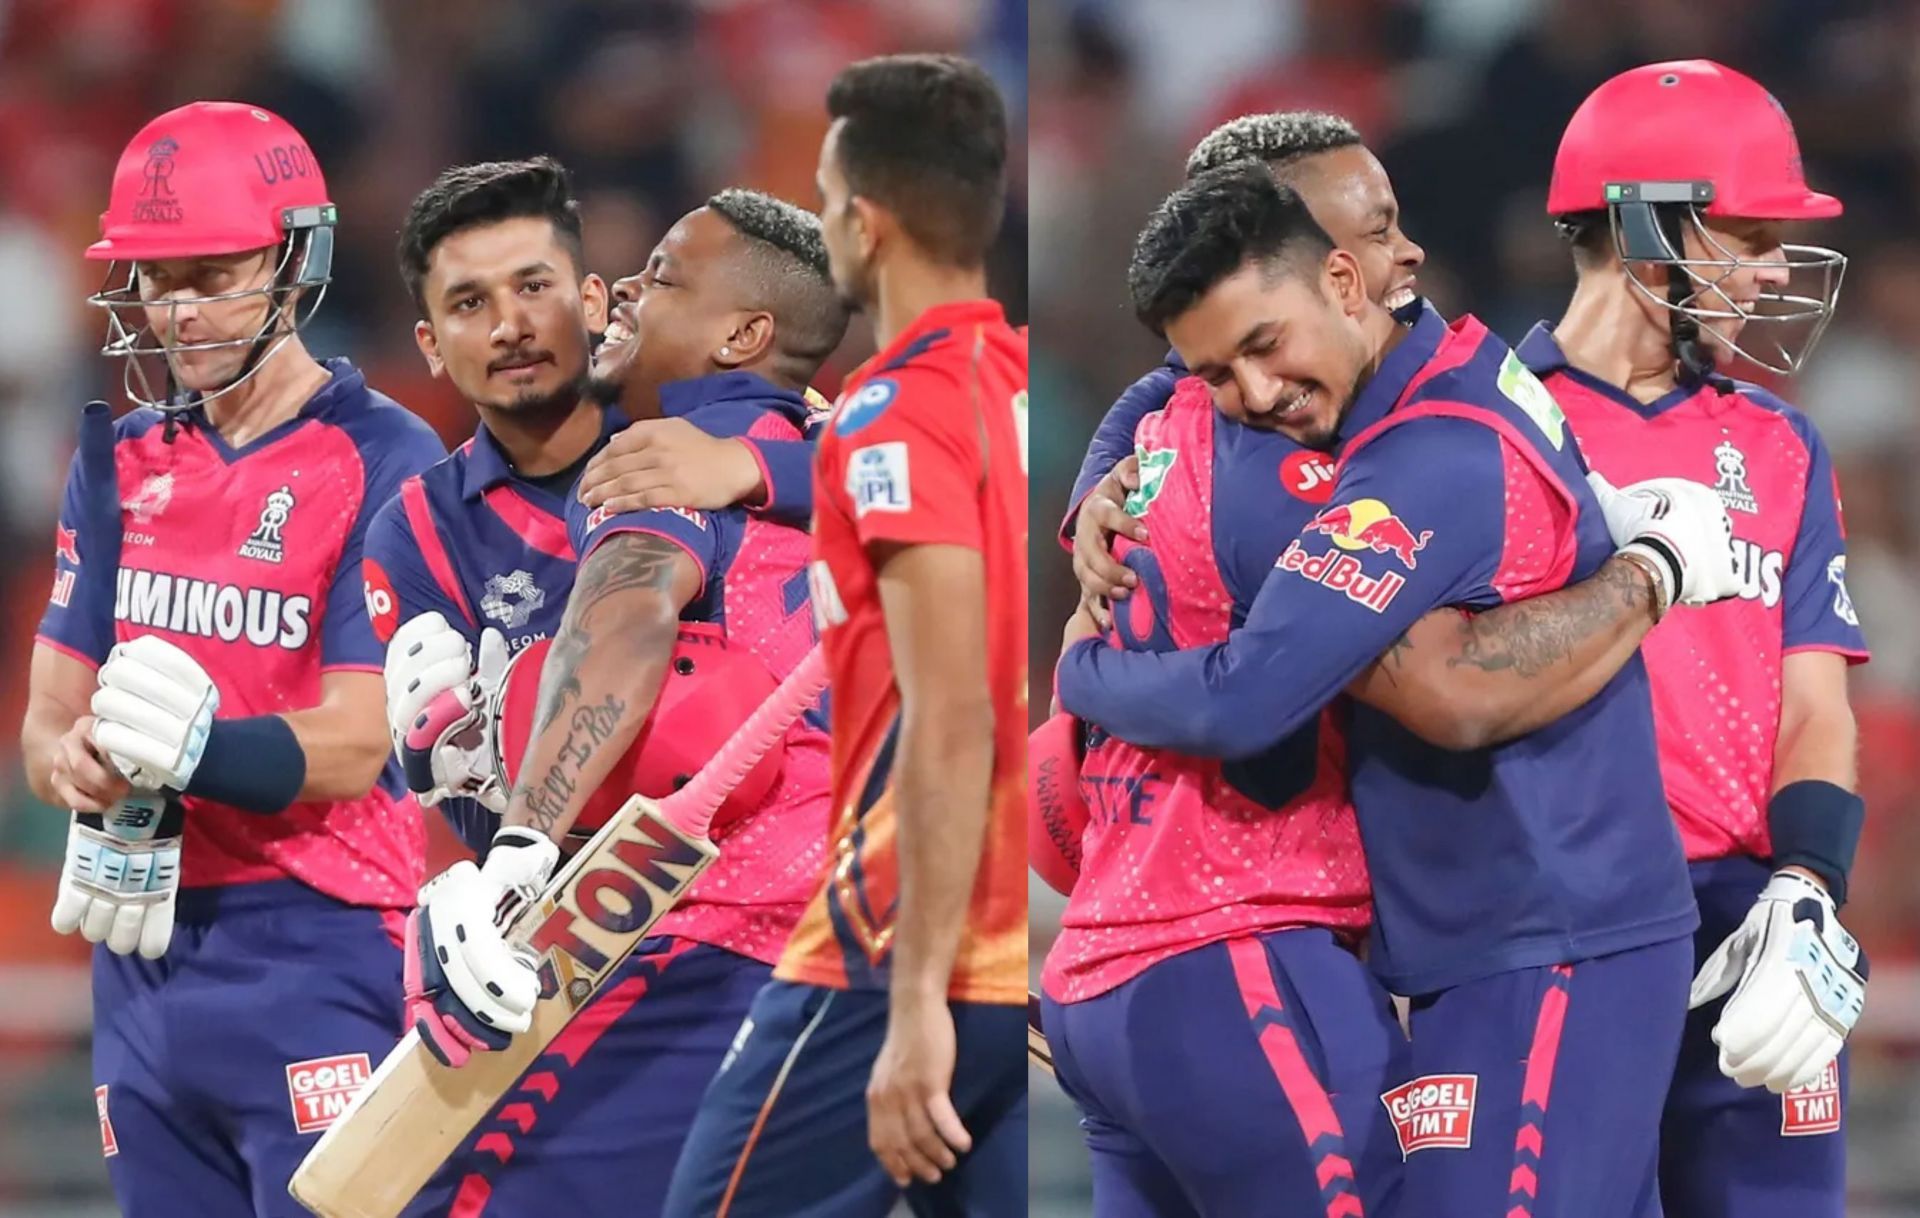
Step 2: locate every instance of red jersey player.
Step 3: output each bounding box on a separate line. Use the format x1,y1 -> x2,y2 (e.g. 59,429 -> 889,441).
661,54 -> 1028,1218
20,103 -> 444,1216
1529,61 -> 1867,1217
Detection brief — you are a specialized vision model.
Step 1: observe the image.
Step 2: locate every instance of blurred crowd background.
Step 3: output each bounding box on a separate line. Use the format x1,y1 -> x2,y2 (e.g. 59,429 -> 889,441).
1029,0 -> 1920,1214
0,0 -> 1025,1211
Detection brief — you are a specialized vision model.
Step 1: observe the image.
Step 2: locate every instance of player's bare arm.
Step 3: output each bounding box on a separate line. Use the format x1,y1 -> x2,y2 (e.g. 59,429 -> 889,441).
577,417 -> 767,514
24,644 -> 130,813
275,671 -> 397,800
868,540 -> 992,1188
1349,552 -> 1662,750
1773,651 -> 1858,797
502,530 -> 701,843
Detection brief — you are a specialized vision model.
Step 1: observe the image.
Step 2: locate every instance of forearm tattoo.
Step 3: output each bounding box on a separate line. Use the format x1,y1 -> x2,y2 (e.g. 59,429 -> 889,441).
512,533 -> 683,835
1445,556 -> 1654,678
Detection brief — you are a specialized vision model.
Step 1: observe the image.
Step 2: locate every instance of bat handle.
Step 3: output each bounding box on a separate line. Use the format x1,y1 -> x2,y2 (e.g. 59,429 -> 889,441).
661,645 -> 828,841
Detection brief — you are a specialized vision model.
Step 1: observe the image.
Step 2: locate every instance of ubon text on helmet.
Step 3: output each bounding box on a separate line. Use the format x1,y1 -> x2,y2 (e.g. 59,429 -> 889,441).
1548,59 -> 1846,378
85,101 -> 337,413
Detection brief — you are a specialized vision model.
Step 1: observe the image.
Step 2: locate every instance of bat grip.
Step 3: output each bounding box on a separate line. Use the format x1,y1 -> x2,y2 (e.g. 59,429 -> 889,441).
660,645 -> 828,841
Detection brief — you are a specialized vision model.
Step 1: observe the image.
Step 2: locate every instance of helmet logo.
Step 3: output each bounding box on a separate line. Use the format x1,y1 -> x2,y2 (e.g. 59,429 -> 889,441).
134,138 -> 182,224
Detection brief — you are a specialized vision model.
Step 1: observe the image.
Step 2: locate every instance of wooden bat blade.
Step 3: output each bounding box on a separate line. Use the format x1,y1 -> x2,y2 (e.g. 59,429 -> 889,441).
289,799 -> 717,1218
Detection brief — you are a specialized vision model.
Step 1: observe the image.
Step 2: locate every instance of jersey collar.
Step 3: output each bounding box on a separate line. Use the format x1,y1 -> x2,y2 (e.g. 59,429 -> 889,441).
851,298 -> 1008,384
178,356 -> 366,463
657,370 -> 812,430
1337,299 -> 1449,445
460,403 -> 625,501
1516,321 -> 1719,419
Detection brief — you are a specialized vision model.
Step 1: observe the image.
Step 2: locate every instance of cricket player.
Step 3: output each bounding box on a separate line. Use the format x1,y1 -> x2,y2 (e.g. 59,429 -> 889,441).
1057,162 -> 1742,1217
19,102 -> 446,1216
1528,60 -> 1868,1217
366,157 -> 842,1214
662,53 -> 1027,1217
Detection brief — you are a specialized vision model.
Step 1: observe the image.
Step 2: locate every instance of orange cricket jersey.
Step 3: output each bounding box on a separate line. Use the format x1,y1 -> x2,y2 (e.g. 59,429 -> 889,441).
775,299 -> 1028,1006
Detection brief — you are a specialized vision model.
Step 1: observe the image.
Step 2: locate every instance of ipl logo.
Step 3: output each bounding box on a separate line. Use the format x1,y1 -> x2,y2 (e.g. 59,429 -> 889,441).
238,486 -> 296,563
132,138 -> 183,224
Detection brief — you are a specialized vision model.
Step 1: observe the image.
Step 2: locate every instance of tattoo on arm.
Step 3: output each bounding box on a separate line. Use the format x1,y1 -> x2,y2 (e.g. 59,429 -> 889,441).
1447,557 -> 1653,678
513,532 -> 686,836
1378,629 -> 1415,685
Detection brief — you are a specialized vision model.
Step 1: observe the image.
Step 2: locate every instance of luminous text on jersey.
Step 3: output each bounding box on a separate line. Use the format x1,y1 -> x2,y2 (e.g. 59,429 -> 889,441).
115,569 -> 313,649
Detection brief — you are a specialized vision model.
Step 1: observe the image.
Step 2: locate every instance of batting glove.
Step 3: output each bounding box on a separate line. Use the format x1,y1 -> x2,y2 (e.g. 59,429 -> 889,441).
89,637 -> 220,792
1586,471 -> 1741,611
1688,870 -> 1867,1093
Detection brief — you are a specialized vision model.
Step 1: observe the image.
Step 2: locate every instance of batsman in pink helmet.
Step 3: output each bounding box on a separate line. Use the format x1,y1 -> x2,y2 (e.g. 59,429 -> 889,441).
19,101 -> 445,1215
1522,60 -> 1867,1216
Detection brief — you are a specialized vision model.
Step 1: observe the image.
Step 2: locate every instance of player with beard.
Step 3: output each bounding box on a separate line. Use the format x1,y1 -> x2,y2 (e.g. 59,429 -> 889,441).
365,157 -> 843,1216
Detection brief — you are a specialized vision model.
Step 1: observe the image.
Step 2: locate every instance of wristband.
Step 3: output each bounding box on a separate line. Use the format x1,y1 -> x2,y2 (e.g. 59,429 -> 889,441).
184,716 -> 308,814
1768,779 -> 1864,907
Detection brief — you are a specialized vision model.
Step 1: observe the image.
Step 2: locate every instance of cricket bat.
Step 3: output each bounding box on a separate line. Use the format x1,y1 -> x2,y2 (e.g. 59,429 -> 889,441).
1028,992 -> 1054,1076
289,645 -> 829,1218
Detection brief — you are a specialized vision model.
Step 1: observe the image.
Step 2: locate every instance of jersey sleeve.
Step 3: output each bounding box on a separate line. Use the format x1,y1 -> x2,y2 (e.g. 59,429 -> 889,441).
567,495 -> 725,596
1781,419 -> 1870,660
362,491 -> 472,646
1056,417 -> 1511,758
33,446 -> 115,669
1058,359 -> 1182,549
322,421 -> 448,670
741,436 -> 815,527
830,370 -> 985,551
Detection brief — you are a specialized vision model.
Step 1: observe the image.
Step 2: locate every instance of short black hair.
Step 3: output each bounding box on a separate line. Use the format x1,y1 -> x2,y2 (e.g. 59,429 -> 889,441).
825,53 -> 1007,267
704,189 -> 849,379
1184,111 -> 1364,180
1554,209 -> 1615,268
398,156 -> 585,315
1129,161 -> 1336,336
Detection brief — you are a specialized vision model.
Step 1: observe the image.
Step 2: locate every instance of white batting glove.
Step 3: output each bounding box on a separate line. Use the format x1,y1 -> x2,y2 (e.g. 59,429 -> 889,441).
1688,870 -> 1867,1093
412,828 -> 560,1039
386,617 -> 510,811
50,795 -> 181,959
89,637 -> 220,792
1586,471 -> 1741,610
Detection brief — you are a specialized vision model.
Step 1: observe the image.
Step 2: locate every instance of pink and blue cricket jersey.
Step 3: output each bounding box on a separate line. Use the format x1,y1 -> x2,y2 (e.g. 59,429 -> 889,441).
365,373 -> 828,1217
1519,325 -> 1867,1218
1057,305 -> 1696,997
1057,306 -> 1697,1218
37,360 -> 449,1217
38,358 -> 445,907
1043,375 -> 1401,1218
1045,375 -> 1371,1002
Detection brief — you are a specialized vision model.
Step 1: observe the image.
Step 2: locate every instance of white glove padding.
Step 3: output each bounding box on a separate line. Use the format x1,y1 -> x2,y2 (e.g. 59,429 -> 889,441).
1688,870 -> 1867,1093
393,625 -> 511,812
413,828 -> 560,1035
89,637 -> 220,792
385,613 -> 477,745
50,796 -> 181,959
1585,471 -> 1741,609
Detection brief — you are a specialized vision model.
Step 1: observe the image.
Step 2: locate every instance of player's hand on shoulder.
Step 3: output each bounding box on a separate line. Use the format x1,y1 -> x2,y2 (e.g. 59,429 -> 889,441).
51,795 -> 182,959
404,827 -> 560,1067
1585,471 -> 1740,612
1687,869 -> 1866,1093
1072,455 -> 1146,628
89,636 -> 219,793
387,617 -> 510,812
578,416 -> 761,514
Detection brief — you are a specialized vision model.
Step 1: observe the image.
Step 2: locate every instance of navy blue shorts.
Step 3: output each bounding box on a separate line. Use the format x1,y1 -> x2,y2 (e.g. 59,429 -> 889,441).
405,937 -> 771,1217
661,980 -> 1026,1218
1398,937 -> 1691,1218
91,880 -> 406,1218
1660,858 -> 1847,1218
1042,927 -> 1408,1218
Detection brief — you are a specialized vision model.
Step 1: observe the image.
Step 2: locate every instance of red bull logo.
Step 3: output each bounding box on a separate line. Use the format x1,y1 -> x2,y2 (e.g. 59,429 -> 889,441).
1277,539 -> 1407,613
1304,498 -> 1432,569
54,525 -> 80,566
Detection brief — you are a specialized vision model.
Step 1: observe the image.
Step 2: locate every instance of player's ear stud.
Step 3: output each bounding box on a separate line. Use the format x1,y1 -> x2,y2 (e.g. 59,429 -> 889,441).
720,347 -> 731,356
